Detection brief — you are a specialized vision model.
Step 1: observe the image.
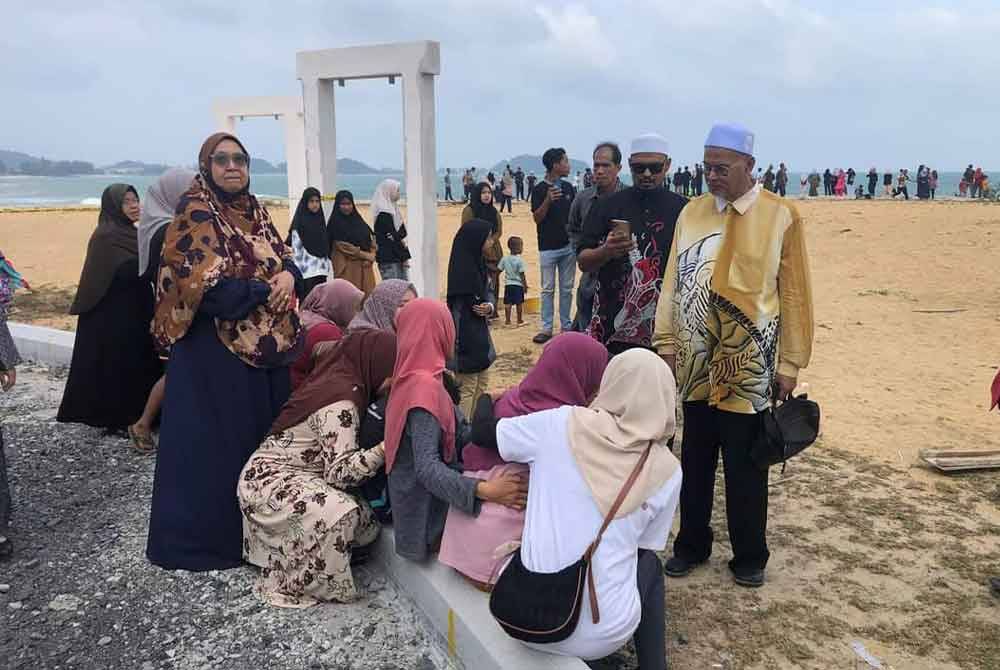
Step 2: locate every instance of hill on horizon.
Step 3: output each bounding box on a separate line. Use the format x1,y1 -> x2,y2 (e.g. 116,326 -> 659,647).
488,154 -> 590,176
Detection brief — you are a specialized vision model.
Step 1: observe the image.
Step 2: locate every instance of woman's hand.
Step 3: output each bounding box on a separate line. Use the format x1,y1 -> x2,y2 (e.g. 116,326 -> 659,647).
267,271 -> 295,312
477,471 -> 528,510
472,303 -> 494,318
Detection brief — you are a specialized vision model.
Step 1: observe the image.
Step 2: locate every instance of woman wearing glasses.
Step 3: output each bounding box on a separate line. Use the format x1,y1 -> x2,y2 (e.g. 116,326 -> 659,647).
146,133 -> 304,571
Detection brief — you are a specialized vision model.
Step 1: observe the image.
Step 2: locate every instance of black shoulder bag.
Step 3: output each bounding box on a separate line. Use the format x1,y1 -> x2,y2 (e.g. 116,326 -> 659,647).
750,394 -> 821,472
489,443 -> 652,644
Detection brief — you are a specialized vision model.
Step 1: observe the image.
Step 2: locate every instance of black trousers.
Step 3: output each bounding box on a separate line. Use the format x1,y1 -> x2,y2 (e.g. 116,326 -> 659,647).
673,402 -> 770,574
500,194 -> 512,213
634,549 -> 667,670
0,425 -> 10,535
777,184 -> 786,197
516,182 -> 524,200
445,185 -> 453,201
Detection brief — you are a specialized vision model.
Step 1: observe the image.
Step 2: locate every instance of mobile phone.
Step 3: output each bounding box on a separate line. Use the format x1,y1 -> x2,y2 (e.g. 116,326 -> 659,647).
610,219 -> 631,239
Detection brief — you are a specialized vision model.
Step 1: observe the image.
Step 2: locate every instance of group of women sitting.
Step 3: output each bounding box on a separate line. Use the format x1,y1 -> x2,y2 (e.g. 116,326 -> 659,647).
57,131 -> 682,669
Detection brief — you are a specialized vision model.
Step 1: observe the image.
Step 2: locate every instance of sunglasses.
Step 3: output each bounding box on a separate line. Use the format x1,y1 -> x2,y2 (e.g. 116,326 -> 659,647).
210,151 -> 249,168
629,162 -> 665,175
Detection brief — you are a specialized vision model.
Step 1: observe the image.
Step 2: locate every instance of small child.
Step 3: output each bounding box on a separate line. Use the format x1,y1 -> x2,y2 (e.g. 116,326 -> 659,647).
497,236 -> 528,326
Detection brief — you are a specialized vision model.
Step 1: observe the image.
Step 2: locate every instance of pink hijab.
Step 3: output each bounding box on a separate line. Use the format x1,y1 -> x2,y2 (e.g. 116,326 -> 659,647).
462,332 -> 609,471
384,298 -> 457,473
299,279 -> 364,330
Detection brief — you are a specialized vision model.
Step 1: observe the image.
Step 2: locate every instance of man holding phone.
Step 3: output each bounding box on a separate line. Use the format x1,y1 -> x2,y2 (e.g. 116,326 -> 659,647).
576,133 -> 686,355
530,147 -> 577,344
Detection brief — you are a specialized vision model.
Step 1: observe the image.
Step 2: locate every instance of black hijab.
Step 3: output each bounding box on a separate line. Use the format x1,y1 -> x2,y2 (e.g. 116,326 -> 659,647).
327,190 -> 374,251
69,184 -> 140,315
287,187 -> 329,258
468,182 -> 499,228
447,218 -> 492,300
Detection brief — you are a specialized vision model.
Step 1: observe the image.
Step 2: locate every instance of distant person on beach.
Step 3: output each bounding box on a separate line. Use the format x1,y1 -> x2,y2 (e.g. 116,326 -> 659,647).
823,168 -> 833,196
568,141 -> 626,333
867,168 -> 879,198
498,236 -> 528,326
883,170 -> 893,197
462,182 -> 503,310
386,299 -> 527,562
963,165 -> 975,197
694,163 -> 705,195
0,250 -> 26,561
444,168 -> 454,202
894,169 -> 911,200
776,163 -> 788,197
239,328 -> 395,607
929,170 -> 938,200
916,165 -> 931,200
834,169 -> 847,197
526,171 -> 537,195
514,167 -> 525,201
500,168 -> 514,214
371,179 -> 411,281
578,133 -> 685,355
462,169 -> 474,202
654,122 -> 814,588
328,190 -> 377,295
58,183 -> 163,438
583,167 -> 594,189
487,171 -> 496,186
574,171 -> 582,190
683,166 -> 693,196
973,167 -> 985,199
147,132 -> 303,571
847,167 -> 856,187
286,187 -> 331,298
763,164 -> 775,192
808,170 -> 821,197
530,147 -> 577,344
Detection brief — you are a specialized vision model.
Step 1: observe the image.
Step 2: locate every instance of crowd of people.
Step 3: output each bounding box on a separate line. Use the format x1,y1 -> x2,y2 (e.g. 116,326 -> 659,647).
20,118 -> 976,669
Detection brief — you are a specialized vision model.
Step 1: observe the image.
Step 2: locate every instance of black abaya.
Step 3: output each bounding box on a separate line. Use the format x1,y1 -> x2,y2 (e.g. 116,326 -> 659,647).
57,258 -> 162,430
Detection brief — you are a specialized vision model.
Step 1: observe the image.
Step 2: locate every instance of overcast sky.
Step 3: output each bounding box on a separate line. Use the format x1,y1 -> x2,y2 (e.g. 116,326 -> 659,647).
3,1 -> 998,171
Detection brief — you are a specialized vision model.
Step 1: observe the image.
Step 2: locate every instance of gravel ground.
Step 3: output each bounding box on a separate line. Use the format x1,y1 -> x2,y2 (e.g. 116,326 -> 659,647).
0,365 -> 462,670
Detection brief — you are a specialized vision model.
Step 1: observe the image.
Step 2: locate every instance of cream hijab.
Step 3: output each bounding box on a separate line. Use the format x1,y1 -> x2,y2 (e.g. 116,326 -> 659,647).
567,348 -> 680,518
369,179 -> 403,231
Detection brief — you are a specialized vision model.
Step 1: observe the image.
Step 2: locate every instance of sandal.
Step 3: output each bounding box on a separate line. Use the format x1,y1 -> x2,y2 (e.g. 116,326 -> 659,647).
128,425 -> 157,454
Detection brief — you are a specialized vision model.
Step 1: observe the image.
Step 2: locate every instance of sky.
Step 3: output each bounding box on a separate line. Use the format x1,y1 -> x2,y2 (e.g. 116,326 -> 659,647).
2,0 -> 998,171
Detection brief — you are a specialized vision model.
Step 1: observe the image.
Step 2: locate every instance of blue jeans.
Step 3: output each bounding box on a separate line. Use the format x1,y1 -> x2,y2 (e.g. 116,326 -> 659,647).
539,244 -> 576,333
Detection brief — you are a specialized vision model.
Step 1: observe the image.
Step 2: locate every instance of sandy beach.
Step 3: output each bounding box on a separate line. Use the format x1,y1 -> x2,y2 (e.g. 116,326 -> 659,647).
2,198 -> 999,669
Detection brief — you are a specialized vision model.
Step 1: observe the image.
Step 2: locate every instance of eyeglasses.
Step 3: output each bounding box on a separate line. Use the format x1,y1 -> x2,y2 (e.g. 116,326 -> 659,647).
629,162 -> 665,175
210,152 -> 249,168
702,162 -> 731,177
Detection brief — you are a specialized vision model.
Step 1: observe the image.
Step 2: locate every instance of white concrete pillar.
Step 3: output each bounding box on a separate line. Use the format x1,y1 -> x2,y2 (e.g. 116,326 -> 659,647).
402,68 -> 438,299
283,112 -> 308,216
301,77 -> 338,219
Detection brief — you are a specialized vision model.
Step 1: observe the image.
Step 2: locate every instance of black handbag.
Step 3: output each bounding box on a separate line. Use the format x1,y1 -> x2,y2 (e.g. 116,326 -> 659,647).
489,444 -> 652,644
750,394 -> 821,471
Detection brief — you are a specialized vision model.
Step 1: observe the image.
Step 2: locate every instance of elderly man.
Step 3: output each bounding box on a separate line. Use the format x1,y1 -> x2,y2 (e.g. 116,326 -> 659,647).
567,141 -> 627,332
577,133 -> 687,354
652,123 -> 813,587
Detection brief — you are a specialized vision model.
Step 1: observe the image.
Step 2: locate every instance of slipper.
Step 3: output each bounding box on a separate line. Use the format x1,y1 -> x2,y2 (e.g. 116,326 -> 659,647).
128,425 -> 157,454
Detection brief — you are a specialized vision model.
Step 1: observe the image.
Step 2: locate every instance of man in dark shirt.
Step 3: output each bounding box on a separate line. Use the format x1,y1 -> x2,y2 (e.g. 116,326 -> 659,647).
682,167 -> 692,196
514,167 -> 525,200
577,133 -> 686,355
530,147 -> 576,344
776,163 -> 788,197
693,163 -> 704,196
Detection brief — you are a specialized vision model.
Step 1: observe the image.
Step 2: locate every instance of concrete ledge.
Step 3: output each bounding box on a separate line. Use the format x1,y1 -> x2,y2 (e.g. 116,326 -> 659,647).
373,530 -> 587,670
9,321 -> 75,368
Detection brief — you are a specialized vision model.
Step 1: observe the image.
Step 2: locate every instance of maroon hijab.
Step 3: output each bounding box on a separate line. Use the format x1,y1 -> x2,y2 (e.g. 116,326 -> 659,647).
463,332 -> 609,471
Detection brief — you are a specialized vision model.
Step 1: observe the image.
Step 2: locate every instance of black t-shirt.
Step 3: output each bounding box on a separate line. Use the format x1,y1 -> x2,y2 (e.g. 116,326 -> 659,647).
530,180 -> 575,251
578,187 -> 687,350
883,173 -> 893,185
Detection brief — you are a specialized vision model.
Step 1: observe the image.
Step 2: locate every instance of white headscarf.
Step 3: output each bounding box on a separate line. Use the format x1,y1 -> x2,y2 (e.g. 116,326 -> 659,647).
567,348 -> 680,518
137,167 -> 196,276
370,179 -> 403,232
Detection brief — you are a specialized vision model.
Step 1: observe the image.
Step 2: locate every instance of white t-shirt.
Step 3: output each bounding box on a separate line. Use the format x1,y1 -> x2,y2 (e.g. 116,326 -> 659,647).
497,406 -> 683,661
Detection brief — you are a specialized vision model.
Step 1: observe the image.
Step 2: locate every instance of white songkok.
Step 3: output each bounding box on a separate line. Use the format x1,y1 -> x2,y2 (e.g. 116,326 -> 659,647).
705,123 -> 755,156
629,133 -> 670,157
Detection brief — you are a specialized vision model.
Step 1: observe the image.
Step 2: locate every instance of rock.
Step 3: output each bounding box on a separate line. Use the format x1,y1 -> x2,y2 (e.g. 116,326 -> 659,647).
98,636 -> 112,646
22,558 -> 39,568
677,632 -> 689,645
8,601 -> 23,610
0,583 -> 9,593
48,594 -> 83,611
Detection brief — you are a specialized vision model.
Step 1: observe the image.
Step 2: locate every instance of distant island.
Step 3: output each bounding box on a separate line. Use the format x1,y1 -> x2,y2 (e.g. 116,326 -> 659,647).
487,154 -> 590,176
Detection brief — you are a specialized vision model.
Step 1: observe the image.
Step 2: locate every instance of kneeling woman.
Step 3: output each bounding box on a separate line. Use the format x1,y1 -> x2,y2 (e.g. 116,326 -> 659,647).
494,349 -> 682,669
385,298 -> 527,561
239,329 -> 396,608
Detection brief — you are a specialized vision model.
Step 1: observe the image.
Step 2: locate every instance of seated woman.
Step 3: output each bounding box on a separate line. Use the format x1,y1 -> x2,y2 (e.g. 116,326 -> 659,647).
238,328 -> 397,608
385,298 -> 527,562
289,279 -> 364,389
347,278 -> 416,335
493,349 -> 682,670
438,333 -> 608,588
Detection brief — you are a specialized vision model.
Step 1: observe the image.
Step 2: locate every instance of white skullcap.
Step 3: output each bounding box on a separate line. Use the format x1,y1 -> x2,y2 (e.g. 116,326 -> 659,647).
704,123 -> 754,156
629,133 -> 670,157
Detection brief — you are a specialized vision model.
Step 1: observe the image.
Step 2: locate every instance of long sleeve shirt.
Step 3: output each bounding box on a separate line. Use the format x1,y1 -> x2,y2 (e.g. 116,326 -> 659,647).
652,185 -> 813,414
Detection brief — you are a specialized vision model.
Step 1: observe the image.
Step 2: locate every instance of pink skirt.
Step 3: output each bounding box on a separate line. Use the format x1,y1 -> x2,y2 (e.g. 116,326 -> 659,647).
438,463 -> 528,584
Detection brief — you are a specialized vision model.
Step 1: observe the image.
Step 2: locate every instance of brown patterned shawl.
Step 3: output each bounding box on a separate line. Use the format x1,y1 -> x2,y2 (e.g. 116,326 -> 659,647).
152,133 -> 302,368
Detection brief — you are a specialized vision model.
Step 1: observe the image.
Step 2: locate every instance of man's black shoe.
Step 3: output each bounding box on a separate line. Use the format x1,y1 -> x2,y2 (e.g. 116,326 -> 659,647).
733,569 -> 765,588
664,556 -> 703,578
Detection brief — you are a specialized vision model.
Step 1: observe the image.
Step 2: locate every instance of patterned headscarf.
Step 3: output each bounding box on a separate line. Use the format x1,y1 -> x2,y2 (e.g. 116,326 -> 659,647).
347,278 -> 415,335
299,279 -> 364,331
152,132 -> 302,368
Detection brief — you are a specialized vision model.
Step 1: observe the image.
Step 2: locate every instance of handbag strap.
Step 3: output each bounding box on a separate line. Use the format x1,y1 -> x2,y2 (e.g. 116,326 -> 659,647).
582,442 -> 653,624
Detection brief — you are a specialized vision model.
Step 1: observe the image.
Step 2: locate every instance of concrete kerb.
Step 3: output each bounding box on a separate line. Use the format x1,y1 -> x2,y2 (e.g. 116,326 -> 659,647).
8,321 -> 587,670
9,322 -> 75,368
373,531 -> 587,670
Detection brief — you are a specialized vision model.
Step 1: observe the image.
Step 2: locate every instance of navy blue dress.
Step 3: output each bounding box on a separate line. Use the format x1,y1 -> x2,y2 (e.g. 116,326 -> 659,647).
146,273 -> 298,571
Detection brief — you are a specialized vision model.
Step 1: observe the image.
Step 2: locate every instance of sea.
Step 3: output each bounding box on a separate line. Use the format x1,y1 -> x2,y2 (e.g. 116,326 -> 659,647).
0,171 -> 982,208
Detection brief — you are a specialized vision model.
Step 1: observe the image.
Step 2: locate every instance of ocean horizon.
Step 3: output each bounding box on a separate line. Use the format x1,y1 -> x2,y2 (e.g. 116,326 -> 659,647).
0,170 -> 990,208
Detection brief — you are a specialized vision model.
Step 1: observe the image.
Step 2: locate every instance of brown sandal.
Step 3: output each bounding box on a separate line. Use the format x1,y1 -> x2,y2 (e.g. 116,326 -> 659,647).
128,425 -> 156,454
